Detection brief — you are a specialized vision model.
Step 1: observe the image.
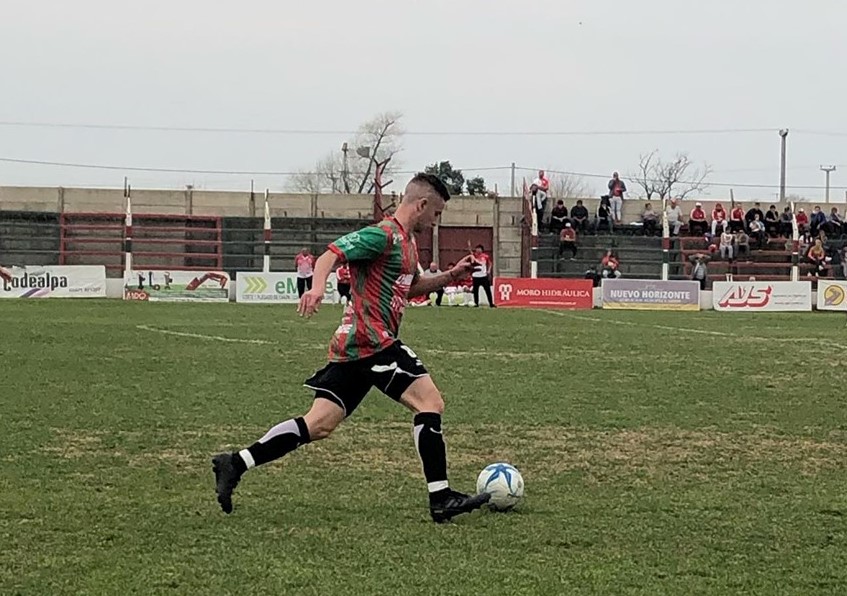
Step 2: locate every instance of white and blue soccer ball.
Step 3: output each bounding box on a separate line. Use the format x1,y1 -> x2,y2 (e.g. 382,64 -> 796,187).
476,463 -> 524,511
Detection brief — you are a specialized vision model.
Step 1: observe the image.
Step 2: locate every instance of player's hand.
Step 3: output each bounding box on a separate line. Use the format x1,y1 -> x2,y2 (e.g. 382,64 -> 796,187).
449,255 -> 480,278
298,289 -> 324,318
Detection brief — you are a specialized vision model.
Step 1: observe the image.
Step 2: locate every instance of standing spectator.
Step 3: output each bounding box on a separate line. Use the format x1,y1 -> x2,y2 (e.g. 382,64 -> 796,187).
421,262 -> 444,306
779,206 -> 794,238
607,172 -> 626,224
720,227 -> 735,261
549,200 -> 569,235
533,170 -> 550,229
689,202 -> 708,236
749,214 -> 767,249
641,203 -> 658,236
570,200 -> 589,233
745,202 -> 765,230
471,245 -> 495,307
335,262 -> 351,305
711,202 -> 728,235
798,231 -> 813,257
600,250 -> 622,278
666,199 -> 684,236
689,253 -> 711,290
810,206 -> 827,238
595,196 -> 613,234
764,205 -> 780,237
735,229 -> 750,259
559,223 -> 577,259
295,247 -> 315,298
530,184 -> 546,232
807,238 -> 828,277
825,207 -> 844,236
729,203 -> 745,232
841,245 -> 847,279
795,208 -> 809,234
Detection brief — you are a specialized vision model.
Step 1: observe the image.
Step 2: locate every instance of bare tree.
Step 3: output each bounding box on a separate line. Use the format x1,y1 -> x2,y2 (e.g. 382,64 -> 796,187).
287,111 -> 404,194
549,173 -> 593,199
630,150 -> 712,201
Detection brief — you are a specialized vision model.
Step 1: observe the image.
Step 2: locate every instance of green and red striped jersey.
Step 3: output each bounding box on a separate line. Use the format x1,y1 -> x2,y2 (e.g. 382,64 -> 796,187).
326,217 -> 419,362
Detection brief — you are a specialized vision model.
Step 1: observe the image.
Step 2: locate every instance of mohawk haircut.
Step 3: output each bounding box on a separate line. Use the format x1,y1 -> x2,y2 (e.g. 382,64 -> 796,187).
409,172 -> 451,202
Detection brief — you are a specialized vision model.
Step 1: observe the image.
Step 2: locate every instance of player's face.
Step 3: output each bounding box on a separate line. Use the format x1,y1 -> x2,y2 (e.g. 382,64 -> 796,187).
413,196 -> 445,233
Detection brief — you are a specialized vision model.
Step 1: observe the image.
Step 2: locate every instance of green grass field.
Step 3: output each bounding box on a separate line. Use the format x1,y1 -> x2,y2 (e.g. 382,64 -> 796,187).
2,301 -> 846,595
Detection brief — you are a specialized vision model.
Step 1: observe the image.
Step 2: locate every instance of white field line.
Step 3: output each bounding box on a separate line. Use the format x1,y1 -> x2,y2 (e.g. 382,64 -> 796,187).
136,325 -> 277,345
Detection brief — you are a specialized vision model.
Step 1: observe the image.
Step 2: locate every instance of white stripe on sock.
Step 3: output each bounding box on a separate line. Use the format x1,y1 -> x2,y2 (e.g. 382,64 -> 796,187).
258,419 -> 300,444
239,449 -> 256,469
427,480 -> 449,493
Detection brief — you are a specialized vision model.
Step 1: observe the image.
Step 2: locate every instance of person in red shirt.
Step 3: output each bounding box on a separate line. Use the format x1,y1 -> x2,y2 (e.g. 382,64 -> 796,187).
795,208 -> 809,234
711,203 -> 727,235
729,203 -> 745,232
471,244 -> 495,307
335,263 -> 351,304
600,249 -> 622,278
559,223 -> 577,259
294,248 -> 316,298
689,202 -> 707,236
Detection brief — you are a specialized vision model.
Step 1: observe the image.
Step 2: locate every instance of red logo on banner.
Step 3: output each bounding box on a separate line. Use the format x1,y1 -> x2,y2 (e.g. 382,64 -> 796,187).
493,277 -> 593,309
717,285 -> 772,308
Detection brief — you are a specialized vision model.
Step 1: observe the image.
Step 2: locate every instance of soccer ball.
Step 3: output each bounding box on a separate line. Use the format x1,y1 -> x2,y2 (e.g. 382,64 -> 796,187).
476,463 -> 524,511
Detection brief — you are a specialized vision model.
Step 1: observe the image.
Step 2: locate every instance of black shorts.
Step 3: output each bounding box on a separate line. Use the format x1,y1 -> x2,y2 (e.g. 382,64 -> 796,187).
303,341 -> 429,417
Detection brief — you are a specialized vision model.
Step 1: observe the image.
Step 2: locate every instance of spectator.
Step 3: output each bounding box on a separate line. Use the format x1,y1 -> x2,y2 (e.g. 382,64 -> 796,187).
595,196 -> 613,234
807,238 -> 828,277
421,262 -> 443,306
798,231 -> 812,256
689,252 -> 711,290
735,229 -> 750,259
711,202 -> 728,235
764,204 -> 780,237
549,200 -> 569,235
533,170 -> 550,229
295,247 -> 315,298
471,244 -> 495,308
810,206 -> 827,237
607,172 -> 626,224
825,207 -> 844,236
795,208 -> 809,234
779,206 -> 793,238
666,199 -> 684,236
729,203 -> 745,232
530,184 -> 546,232
745,202 -> 764,230
570,200 -> 589,233
336,262 -> 351,305
559,223 -> 577,259
689,202 -> 708,236
749,214 -> 767,249
600,250 -> 622,278
641,202 -> 658,236
719,227 -> 735,261
842,245 -> 847,279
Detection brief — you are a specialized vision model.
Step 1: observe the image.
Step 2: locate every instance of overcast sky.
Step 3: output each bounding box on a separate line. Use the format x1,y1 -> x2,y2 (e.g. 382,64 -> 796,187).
1,0 -> 846,201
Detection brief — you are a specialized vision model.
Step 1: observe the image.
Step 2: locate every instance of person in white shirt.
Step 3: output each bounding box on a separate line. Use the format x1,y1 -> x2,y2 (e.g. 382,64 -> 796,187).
421,262 -> 443,306
719,228 -> 735,261
471,245 -> 496,307
665,200 -> 684,236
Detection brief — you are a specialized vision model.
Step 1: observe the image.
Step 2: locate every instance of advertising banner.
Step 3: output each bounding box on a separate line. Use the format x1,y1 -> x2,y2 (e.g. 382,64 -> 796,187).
602,279 -> 700,311
493,277 -> 593,309
236,272 -> 337,304
817,280 -> 847,311
0,265 -> 106,298
712,281 -> 812,312
124,270 -> 230,302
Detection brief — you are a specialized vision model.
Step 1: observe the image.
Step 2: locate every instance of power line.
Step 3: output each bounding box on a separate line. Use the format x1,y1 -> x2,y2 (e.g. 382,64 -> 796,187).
0,120 -> 780,137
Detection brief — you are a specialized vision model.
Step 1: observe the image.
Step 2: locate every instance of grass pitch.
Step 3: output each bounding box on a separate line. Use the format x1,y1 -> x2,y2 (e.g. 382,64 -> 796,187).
2,301 -> 846,595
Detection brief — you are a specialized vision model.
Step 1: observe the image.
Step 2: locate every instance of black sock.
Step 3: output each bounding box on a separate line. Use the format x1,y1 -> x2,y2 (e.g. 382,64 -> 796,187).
413,412 -> 449,503
233,417 -> 311,473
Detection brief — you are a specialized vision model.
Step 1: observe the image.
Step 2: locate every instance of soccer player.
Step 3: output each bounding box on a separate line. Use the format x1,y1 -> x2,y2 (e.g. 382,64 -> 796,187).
212,173 -> 490,523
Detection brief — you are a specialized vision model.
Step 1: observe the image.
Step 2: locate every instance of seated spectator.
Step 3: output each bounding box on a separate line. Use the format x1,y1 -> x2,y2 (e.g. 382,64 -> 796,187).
711,202 -> 728,235
795,208 -> 809,234
807,239 -> 828,277
689,253 -> 711,290
810,206 -> 827,237
719,227 -> 735,261
641,203 -> 658,236
779,206 -> 793,238
666,199 -> 684,236
421,262 -> 443,306
735,229 -> 750,259
689,202 -> 708,236
549,200 -> 569,235
729,203 -> 745,232
764,205 -> 780,237
745,202 -> 764,231
570,200 -> 589,232
595,196 -> 613,234
749,214 -> 767,249
600,250 -> 622,278
798,231 -> 812,256
559,223 -> 577,259
824,207 -> 844,236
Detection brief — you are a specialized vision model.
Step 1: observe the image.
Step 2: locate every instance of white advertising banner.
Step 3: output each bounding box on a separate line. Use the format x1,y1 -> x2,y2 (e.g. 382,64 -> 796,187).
123,270 -> 230,302
0,265 -> 106,298
236,272 -> 337,304
817,280 -> 847,311
712,281 -> 812,312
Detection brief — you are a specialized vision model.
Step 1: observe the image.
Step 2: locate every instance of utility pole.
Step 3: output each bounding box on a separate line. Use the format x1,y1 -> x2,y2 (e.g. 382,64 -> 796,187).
820,165 -> 836,203
510,162 -> 516,197
779,129 -> 788,202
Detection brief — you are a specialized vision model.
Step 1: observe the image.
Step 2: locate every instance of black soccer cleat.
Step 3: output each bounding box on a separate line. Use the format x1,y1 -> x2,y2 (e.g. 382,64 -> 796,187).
212,453 -> 243,514
430,489 -> 491,523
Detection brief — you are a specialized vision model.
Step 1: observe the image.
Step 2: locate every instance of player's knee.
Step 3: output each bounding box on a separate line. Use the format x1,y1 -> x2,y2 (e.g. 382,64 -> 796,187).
303,401 -> 344,441
409,389 -> 445,415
